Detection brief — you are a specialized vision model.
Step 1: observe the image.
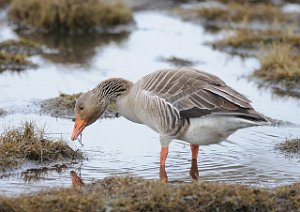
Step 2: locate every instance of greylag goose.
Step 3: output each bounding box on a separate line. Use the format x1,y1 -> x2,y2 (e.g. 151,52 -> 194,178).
71,68 -> 269,182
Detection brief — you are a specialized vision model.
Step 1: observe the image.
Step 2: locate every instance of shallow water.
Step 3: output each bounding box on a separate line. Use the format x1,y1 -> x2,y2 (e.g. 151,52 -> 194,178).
0,10 -> 300,196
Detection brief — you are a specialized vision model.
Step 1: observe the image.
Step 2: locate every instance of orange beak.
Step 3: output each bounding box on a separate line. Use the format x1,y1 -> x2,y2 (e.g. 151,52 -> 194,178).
71,115 -> 88,141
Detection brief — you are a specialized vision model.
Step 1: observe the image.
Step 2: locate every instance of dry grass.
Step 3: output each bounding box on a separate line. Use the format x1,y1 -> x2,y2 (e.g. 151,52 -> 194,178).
0,121 -> 83,171
0,176 -> 299,211
0,51 -> 32,72
191,2 -> 285,23
0,39 -> 41,71
0,39 -> 41,56
0,39 -> 38,49
275,138 -> 300,156
9,0 -> 133,33
0,52 -> 28,64
254,43 -> 300,85
203,4 -> 300,90
216,0 -> 272,4
0,52 -> 37,72
212,29 -> 300,51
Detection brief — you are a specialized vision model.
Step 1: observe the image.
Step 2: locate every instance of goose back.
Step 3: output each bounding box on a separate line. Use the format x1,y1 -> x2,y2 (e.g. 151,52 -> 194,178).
138,68 -> 256,119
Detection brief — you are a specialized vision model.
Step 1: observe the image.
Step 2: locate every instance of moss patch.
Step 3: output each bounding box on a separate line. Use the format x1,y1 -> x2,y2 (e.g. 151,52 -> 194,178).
0,121 -> 83,172
275,138 -> 300,156
0,176 -> 299,211
9,0 -> 133,33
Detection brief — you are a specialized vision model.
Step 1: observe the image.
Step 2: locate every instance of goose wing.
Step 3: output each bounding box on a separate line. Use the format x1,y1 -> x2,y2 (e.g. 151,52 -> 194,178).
141,68 -> 253,118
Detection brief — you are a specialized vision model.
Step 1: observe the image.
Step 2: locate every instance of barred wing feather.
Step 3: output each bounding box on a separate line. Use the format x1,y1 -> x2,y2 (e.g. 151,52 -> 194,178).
141,68 -> 254,118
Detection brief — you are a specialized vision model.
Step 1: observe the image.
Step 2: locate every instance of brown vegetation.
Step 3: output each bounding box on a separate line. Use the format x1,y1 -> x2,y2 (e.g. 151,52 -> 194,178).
0,176 -> 299,211
211,29 -> 300,52
0,39 -> 41,71
0,52 -> 32,71
0,121 -> 83,171
0,39 -> 41,56
275,138 -> 300,156
192,2 -> 285,23
254,43 -> 300,86
9,0 -> 133,33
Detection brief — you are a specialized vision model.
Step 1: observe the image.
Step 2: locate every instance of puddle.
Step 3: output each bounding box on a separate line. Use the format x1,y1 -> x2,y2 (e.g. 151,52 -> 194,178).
18,32 -> 130,65
0,10 -> 300,196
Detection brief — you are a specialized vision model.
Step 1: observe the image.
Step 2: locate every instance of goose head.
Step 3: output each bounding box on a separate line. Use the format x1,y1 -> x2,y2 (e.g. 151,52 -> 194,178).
71,78 -> 133,141
71,90 -> 108,141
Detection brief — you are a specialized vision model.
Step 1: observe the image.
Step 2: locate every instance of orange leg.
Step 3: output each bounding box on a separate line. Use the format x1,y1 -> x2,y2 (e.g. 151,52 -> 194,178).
189,144 -> 199,180
160,146 -> 169,183
70,171 -> 85,187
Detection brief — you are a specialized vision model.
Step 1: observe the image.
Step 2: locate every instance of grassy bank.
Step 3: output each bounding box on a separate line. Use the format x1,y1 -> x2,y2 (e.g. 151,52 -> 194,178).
211,29 -> 300,55
175,0 -> 297,32
9,0 -> 133,33
0,176 -> 299,211
192,2 -> 285,23
0,121 -> 83,171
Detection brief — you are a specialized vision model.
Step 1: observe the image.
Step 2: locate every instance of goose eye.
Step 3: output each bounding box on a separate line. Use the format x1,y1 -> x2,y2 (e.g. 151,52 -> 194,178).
79,106 -> 84,111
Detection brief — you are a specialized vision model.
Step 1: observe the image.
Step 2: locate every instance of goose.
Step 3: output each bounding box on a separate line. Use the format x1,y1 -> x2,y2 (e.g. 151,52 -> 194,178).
71,67 -> 269,182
